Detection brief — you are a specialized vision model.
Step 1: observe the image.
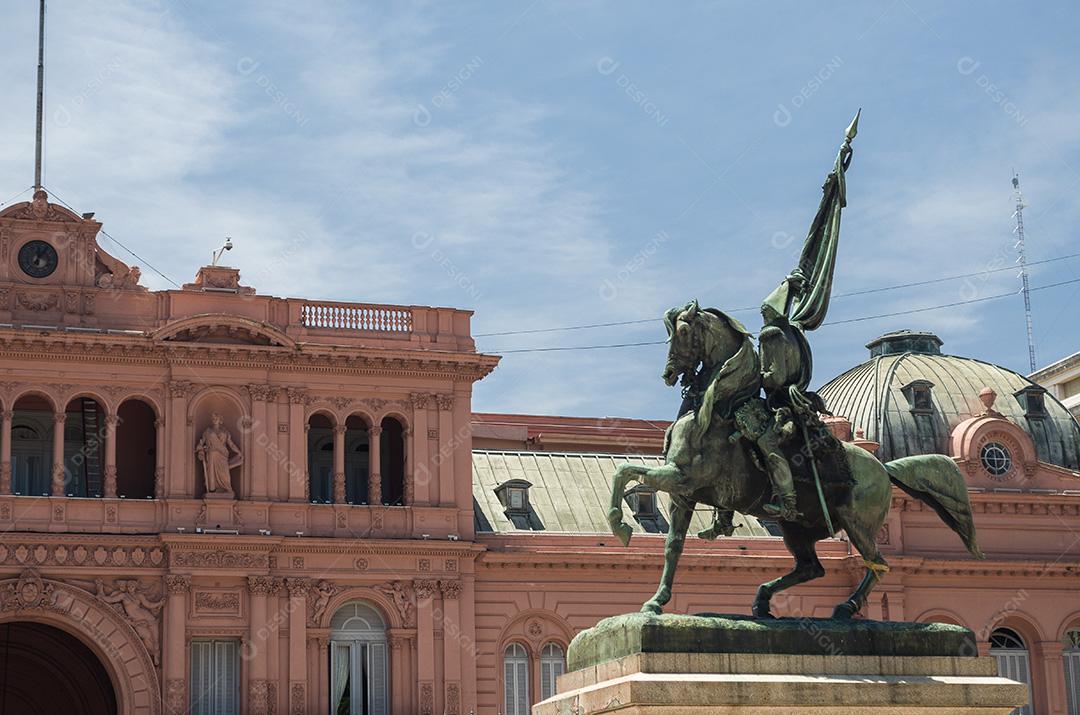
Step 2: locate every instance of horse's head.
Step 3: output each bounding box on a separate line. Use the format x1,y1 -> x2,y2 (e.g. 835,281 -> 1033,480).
662,299 -> 704,386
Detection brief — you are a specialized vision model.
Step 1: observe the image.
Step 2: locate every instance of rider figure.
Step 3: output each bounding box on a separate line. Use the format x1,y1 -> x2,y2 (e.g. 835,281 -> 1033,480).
750,270 -> 810,521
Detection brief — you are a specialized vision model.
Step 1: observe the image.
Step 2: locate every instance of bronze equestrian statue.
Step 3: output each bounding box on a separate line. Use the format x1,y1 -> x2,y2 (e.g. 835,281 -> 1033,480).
607,112 -> 983,619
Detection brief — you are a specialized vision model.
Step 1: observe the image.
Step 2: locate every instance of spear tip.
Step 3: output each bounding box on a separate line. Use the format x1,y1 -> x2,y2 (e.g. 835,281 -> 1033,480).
845,108 -> 861,141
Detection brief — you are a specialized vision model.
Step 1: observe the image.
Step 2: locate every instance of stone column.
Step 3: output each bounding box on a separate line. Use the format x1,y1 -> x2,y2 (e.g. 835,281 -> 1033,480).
368,425 -> 383,505
247,385 -> 270,501
436,395 -> 455,506
409,394 -> 431,505
414,579 -> 437,715
167,381 -> 192,497
440,580 -> 463,715
389,633 -> 407,712
1,410 -> 12,494
287,389 -> 307,502
51,412 -> 66,496
247,576 -> 273,715
266,578 -> 283,715
154,418 -> 166,499
452,390 -> 473,537
103,413 -> 118,498
1037,641 -> 1066,715
163,575 -> 190,715
286,578 -> 310,713
332,424 -> 346,503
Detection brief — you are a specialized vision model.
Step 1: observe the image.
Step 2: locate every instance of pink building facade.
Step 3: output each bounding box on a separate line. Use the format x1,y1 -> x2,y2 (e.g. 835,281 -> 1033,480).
0,193 -> 1078,714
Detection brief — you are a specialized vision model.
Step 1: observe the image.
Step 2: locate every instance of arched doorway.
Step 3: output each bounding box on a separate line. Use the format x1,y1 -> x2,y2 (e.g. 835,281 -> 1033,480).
0,621 -> 117,714
330,601 -> 388,715
990,627 -> 1033,715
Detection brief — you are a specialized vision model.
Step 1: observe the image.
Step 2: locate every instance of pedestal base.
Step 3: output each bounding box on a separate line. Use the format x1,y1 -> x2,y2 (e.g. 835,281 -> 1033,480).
200,493 -> 238,530
534,614 -> 1028,714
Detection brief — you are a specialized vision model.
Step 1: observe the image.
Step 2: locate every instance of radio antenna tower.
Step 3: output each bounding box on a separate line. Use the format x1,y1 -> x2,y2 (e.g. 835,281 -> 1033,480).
1012,173 -> 1037,372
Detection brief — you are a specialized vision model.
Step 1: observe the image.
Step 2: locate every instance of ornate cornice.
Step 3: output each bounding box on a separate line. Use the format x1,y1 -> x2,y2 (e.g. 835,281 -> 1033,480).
0,329 -> 498,382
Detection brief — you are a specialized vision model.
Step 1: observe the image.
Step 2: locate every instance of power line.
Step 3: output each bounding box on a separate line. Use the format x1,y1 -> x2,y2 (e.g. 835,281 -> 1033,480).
475,251 -> 1080,338
487,276 -> 1080,354
42,187 -> 182,288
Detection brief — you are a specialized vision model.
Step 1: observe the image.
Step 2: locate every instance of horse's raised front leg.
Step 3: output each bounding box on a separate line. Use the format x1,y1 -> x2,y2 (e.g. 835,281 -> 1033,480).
752,522 -> 825,618
608,462 -> 687,547
642,495 -> 695,615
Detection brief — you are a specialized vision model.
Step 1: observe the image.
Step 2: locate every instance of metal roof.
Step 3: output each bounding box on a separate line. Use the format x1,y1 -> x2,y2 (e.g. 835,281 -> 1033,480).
819,351 -> 1080,468
471,450 -> 770,537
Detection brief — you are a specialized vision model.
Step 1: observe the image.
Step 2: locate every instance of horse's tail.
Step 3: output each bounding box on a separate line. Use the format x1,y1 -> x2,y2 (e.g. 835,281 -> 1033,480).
884,454 -> 984,560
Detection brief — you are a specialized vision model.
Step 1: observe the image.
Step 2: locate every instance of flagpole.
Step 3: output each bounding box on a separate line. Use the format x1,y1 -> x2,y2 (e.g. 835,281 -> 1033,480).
34,0 -> 46,190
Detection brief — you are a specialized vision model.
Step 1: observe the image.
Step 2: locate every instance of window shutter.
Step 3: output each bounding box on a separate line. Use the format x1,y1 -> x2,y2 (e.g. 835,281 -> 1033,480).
515,659 -> 528,714
1065,648 -> 1080,715
504,658 -> 515,715
190,641 -> 209,715
370,642 -> 387,715
189,640 -> 239,715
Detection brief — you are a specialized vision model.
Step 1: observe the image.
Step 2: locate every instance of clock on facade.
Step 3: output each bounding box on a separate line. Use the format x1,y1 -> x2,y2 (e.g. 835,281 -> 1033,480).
17,240 -> 59,278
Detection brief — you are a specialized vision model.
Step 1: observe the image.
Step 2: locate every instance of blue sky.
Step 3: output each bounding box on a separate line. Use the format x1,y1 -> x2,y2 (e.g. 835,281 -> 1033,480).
2,1 -> 1079,420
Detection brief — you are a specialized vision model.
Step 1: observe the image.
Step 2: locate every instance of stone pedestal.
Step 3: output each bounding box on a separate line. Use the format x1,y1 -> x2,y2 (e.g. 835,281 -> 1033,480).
200,492 -> 238,530
534,613 -> 1027,714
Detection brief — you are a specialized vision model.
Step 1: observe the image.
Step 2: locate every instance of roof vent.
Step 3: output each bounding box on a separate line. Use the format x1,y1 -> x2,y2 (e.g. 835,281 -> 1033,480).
866,330 -> 943,358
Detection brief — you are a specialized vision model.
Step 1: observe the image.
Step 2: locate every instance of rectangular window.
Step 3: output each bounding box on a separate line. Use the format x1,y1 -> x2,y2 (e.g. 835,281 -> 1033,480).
1063,376 -> 1080,399
331,641 -> 388,715
190,639 -> 240,715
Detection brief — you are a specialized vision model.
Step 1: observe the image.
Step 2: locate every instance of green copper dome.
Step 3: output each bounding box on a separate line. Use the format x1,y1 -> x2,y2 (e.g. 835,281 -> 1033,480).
819,332 -> 1080,469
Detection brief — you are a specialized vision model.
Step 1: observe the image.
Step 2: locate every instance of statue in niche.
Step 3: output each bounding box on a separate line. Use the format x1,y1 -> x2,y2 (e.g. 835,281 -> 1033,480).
95,579 -> 165,664
196,412 -> 243,495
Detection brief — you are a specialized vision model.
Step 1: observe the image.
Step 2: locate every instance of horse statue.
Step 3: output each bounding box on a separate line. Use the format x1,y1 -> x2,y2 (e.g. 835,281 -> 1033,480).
607,301 -> 983,619
606,113 -> 985,619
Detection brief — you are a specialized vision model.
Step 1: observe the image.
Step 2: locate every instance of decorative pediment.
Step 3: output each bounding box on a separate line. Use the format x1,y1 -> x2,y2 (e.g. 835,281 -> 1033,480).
0,190 -> 81,223
153,314 -> 295,348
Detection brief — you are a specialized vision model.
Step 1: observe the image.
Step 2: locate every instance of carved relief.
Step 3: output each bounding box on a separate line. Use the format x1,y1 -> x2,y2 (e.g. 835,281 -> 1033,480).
409,392 -> 431,409
171,550 -> 268,568
164,575 -> 191,594
308,580 -> 336,626
290,683 -> 305,715
440,580 -> 462,600
167,380 -> 193,399
446,682 -> 461,715
194,590 -> 241,614
413,579 -> 437,601
16,291 -> 60,312
375,580 -> 415,627
249,680 -> 271,715
94,578 -> 165,664
0,569 -> 64,613
435,394 -> 455,410
420,682 -> 434,715
164,679 -> 186,715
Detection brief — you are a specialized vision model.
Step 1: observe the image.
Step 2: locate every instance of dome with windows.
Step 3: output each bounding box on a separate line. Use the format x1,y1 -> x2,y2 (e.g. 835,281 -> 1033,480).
819,330 -> 1080,469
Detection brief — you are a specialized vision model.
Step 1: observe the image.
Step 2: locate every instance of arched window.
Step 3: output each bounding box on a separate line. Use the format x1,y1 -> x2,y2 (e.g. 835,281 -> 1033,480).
116,399 -> 156,499
330,601 -> 388,715
307,414 -> 334,504
11,394 -> 52,495
1065,628 -> 1080,715
344,415 -> 369,504
540,643 -> 566,701
990,628 -> 1032,715
380,417 -> 405,506
503,643 -> 529,715
61,397 -> 108,497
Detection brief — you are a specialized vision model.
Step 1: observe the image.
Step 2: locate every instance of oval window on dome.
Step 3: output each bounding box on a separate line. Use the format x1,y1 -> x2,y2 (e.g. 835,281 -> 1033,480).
980,442 -> 1012,477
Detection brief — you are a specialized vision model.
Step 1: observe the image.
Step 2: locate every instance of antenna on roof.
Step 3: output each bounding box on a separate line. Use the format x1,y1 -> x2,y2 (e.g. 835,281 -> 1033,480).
33,0 -> 46,191
1012,172 -> 1037,373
